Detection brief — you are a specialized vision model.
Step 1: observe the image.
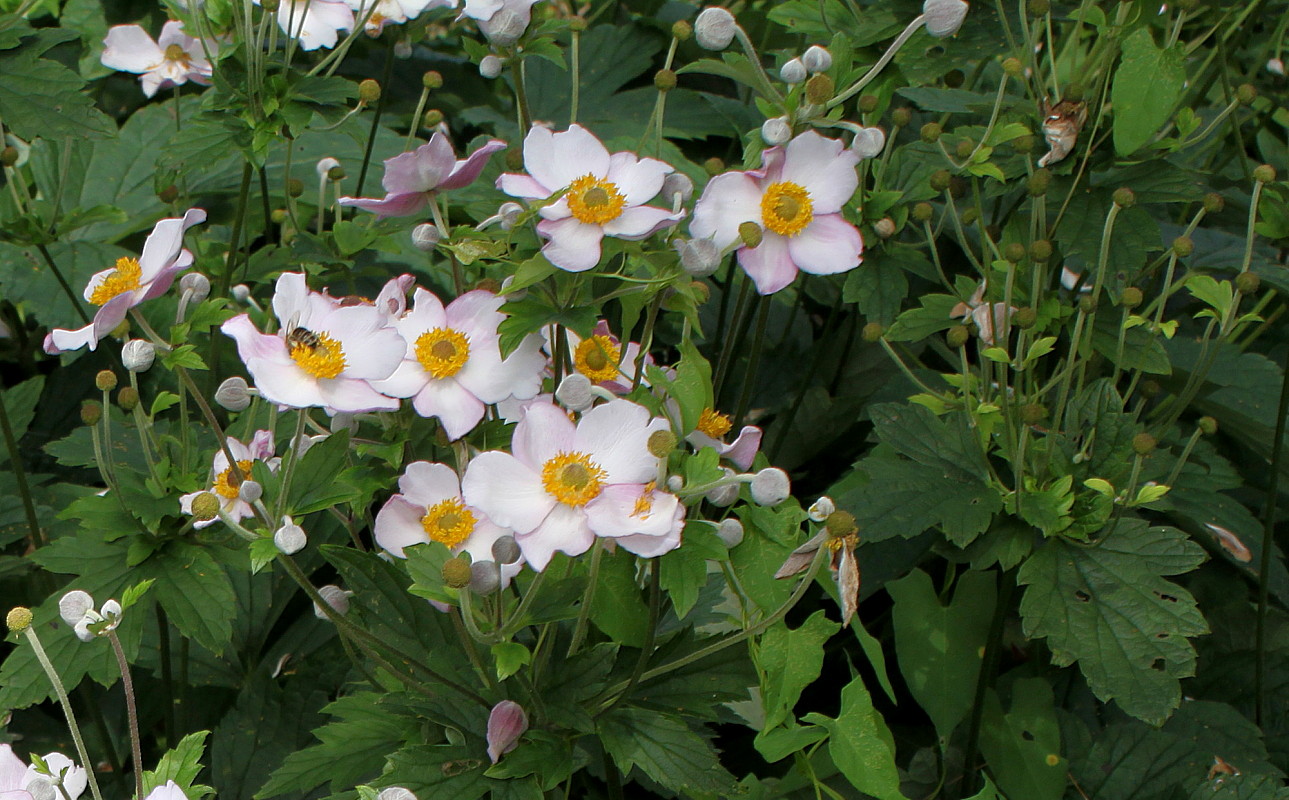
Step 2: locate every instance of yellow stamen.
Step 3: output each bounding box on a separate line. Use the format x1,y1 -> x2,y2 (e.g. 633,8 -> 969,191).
567,174 -> 626,225
415,328 -> 470,379
633,481 -> 656,518
541,451 -> 607,506
289,331 -> 346,380
213,460 -> 254,499
696,408 -> 733,439
420,497 -> 476,549
574,335 -> 621,383
760,181 -> 813,237
88,258 -> 143,306
164,44 -> 190,65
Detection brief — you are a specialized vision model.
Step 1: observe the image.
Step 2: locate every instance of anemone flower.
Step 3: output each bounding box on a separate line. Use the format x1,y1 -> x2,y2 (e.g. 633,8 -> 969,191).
344,0 -> 454,34
685,408 -> 762,472
43,209 -> 206,354
0,745 -> 87,800
101,21 -> 216,97
256,0 -> 354,50
554,320 -> 651,394
690,130 -> 863,294
179,431 -> 279,528
498,124 -> 682,272
340,133 -> 506,218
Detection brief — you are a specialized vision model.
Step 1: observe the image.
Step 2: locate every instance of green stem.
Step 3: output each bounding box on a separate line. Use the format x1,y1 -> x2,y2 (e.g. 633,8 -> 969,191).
107,632 -> 143,800
959,570 -> 1014,798
22,627 -> 105,800
566,541 -> 605,657
354,38 -> 396,198
733,296 -> 771,427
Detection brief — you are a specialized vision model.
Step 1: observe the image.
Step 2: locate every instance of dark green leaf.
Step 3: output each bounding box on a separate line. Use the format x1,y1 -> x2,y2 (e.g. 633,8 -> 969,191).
598,708 -> 736,796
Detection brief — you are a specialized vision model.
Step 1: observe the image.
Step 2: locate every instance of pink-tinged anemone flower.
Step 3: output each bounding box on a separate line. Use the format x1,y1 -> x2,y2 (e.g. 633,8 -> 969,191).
340,133 -> 506,219
141,782 -> 189,800
0,745 -> 88,800
554,320 -> 652,394
44,209 -> 206,355
255,0 -> 354,50
498,124 -> 683,272
461,399 -> 682,571
460,0 -> 542,43
460,0 -> 538,20
344,0 -> 455,33
373,288 -> 545,440
685,409 -> 762,472
690,130 -> 863,295
951,283 -> 1014,346
376,462 -> 522,578
220,273 -> 405,413
101,22 -> 216,98
486,700 -> 529,763
179,431 -> 278,529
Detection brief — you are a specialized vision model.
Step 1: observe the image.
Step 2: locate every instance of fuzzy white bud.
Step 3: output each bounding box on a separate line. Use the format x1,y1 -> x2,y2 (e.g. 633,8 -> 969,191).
59,590 -> 94,627
479,10 -> 526,46
1269,58 -> 1286,77
491,535 -> 521,565
316,157 -> 341,179
469,560 -> 501,595
24,779 -> 56,800
761,116 -> 791,146
179,272 -> 210,303
479,54 -> 505,79
801,45 -> 832,73
923,0 -> 969,37
215,376 -> 253,412
716,518 -> 744,548
496,201 -> 523,230
411,223 -> 441,251
313,585 -> 352,619
661,172 -> 694,204
238,480 -> 263,503
122,339 -> 156,373
231,284 -> 252,303
851,126 -> 887,159
694,7 -> 736,50
779,57 -> 807,84
274,518 -> 307,555
556,373 -> 595,412
675,237 -> 721,277
750,467 -> 791,506
666,475 -> 684,492
807,496 -> 836,523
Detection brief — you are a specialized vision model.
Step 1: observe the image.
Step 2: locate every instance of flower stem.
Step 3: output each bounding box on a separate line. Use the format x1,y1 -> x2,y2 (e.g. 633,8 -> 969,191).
22,626 -> 105,800
566,540 -> 605,657
107,632 -> 143,800
355,37 -> 396,199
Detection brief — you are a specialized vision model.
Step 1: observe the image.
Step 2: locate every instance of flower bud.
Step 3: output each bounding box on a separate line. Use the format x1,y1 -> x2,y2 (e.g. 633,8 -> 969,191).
738,221 -> 763,249
1203,193 -> 1225,214
804,73 -> 833,104
117,387 -> 139,411
653,68 -> 677,92
95,370 -> 118,392
1131,432 -> 1156,455
1268,58 -> 1286,77
313,585 -> 351,619
807,496 -> 836,522
761,116 -> 791,145
496,201 -> 524,231
924,0 -> 969,37
716,518 -> 744,548
500,275 -> 527,300
555,373 -> 594,412
1198,416 -> 1218,436
478,55 -> 504,81
1120,287 -> 1143,308
661,172 -> 694,204
1078,295 -> 1097,314
912,202 -> 934,222
80,400 -> 102,426
491,535 -> 521,565
647,430 -> 678,458
676,237 -> 721,277
216,377 -> 252,412
568,16 -> 587,31
694,7 -> 736,49
874,218 -> 896,239
470,560 -> 501,594
158,185 -> 179,204
1253,164 -> 1277,184
801,45 -> 832,73
1171,236 -> 1193,258
274,518 -> 307,554
750,467 -> 791,506
861,322 -> 884,342
706,471 -> 740,506
0,146 -> 18,167
479,9 -> 528,46
190,492 -> 221,521
1004,242 -> 1026,263
779,58 -> 807,85
422,70 -> 443,89
1002,57 -> 1023,77
411,223 -> 441,251
703,157 -> 725,176
1236,271 -> 1261,295
239,480 -> 263,503
1112,187 -> 1135,208
892,107 -> 912,127
180,272 -> 211,303
505,147 -> 525,171
1235,83 -> 1256,105
232,284 -> 252,303
358,79 -> 381,104
442,557 -> 472,588
316,157 -> 340,179
929,169 -> 951,192
59,590 -> 94,627
327,165 -> 345,181
1020,403 -> 1047,425
667,475 -> 683,491
1027,169 -> 1051,196
6,607 -> 32,633
487,700 -> 528,763
24,779 -> 54,800
1029,240 -> 1053,262
947,325 -> 970,348
824,510 -> 858,537
377,789 -> 417,800
1013,307 -> 1038,329
851,126 -> 886,159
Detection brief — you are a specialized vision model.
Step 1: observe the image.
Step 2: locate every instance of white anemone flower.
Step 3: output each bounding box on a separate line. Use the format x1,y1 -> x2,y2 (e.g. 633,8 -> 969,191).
345,0 -> 455,33
498,124 -> 683,272
552,320 -> 652,395
373,288 -> 545,440
0,745 -> 88,800
178,431 -> 279,528
101,22 -> 216,98
690,130 -> 863,295
58,591 -> 122,642
141,781 -> 188,800
461,399 -> 681,571
220,273 -> 405,413
256,0 -> 355,50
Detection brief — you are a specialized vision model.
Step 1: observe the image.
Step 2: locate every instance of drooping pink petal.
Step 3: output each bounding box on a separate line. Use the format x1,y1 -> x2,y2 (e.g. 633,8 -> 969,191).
337,192 -> 429,218
690,171 -> 763,250
0,745 -> 27,792
411,377 -> 486,439
137,208 -> 206,283
536,217 -> 604,272
461,452 -> 554,534
438,138 -> 507,190
737,234 -> 798,295
786,213 -> 864,277
486,701 -> 529,763
497,173 -> 550,199
601,205 -> 682,239
382,136 -> 457,195
722,425 -> 762,471
44,291 -> 133,354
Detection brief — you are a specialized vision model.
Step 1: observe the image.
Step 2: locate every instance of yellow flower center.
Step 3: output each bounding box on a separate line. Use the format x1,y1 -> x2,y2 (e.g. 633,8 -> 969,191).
288,330 -> 346,380
213,460 -> 254,500
541,451 -> 607,506
567,174 -> 626,225
760,181 -> 813,237
415,328 -> 470,379
420,497 -> 476,549
164,44 -> 191,65
574,335 -> 621,383
696,408 -> 733,439
89,258 -> 143,306
633,481 -> 656,518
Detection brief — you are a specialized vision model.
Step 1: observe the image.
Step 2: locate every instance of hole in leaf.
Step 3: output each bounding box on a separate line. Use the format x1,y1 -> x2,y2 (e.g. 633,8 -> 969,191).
1155,591 -> 1178,603
1150,658 -> 1166,671
1021,730 -> 1035,741
1074,590 -> 1091,602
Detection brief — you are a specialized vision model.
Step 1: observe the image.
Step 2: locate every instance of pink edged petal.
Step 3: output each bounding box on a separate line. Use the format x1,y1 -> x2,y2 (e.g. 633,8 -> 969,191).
614,520 -> 683,557
1,745 -> 28,792
45,293 -> 133,353
410,377 -> 486,440
140,781 -> 187,800
722,425 -> 762,471
316,377 -> 400,413
497,173 -> 550,199
137,208 -> 206,282
383,135 -> 456,194
0,791 -> 32,800
250,363 -> 326,409
221,314 -> 290,364
139,262 -> 189,302
139,72 -> 167,98
536,197 -> 572,222
249,429 -> 276,461
585,485 -> 680,540
537,217 -> 604,272
780,131 -> 859,214
601,204 -> 682,240
371,359 -> 428,398
319,305 -> 406,380
398,461 -> 463,506
32,755 -> 85,800
606,152 -> 671,206
511,400 -> 575,469
337,192 -> 428,218
443,289 -> 504,333
572,399 -> 660,485
439,139 -> 508,190
271,272 -> 313,328
81,265 -> 117,302
459,0 -> 503,20
750,144 -> 787,183
157,20 -> 187,48
690,171 -> 763,250
738,235 -> 799,295
374,273 -> 415,319
401,286 -> 450,332
523,124 -> 609,193
486,701 -> 529,763
786,214 -> 864,277
101,25 -> 163,73
461,451 -> 554,534
515,503 -> 593,571
374,496 -> 431,558
459,332 -> 545,403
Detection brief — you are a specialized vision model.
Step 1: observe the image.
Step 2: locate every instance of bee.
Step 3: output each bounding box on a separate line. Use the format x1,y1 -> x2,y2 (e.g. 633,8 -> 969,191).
285,325 -> 322,351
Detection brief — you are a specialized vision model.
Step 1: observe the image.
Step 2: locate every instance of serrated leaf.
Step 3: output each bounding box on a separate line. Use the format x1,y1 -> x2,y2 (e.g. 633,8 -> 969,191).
598,709 -> 736,796
851,451 -> 1002,546
144,731 -> 213,799
0,48 -> 115,140
802,675 -> 903,800
1112,29 -> 1186,155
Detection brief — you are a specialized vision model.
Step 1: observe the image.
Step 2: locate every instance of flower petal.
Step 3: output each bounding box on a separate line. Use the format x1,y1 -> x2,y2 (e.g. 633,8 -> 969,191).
573,399 -> 660,485
398,461 -> 463,505
780,131 -> 859,214
523,124 -> 609,193
438,138 -> 507,190
486,701 -> 529,763
337,192 -> 428,218
690,171 -> 762,250
606,152 -> 671,206
601,204 -> 682,240
497,173 -> 550,199
738,234 -> 798,294
537,217 -> 604,272
101,25 -> 163,74
461,451 -> 554,534
374,495 -> 430,557
411,378 -> 486,440
786,214 -> 864,277
511,400 -> 574,469
317,377 -> 400,413
138,208 -> 206,282
515,502 -> 593,571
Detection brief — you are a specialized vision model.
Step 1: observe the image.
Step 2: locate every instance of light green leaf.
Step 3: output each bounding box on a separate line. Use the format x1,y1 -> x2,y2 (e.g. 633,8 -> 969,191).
758,610 -> 840,731
144,731 -> 213,799
802,675 -> 904,800
1112,28 -> 1186,155
491,642 -> 531,681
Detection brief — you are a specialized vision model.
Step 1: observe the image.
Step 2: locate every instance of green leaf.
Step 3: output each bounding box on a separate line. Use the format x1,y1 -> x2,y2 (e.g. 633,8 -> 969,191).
0,48 -> 115,140
758,610 -> 840,731
1017,520 -> 1209,724
884,293 -> 961,341
381,744 -> 489,799
0,377 -> 44,454
802,675 -> 904,800
598,709 -> 737,796
888,569 -> 996,741
286,430 -> 360,514
491,642 -> 531,681
139,543 -> 237,654
851,449 -> 1002,546
331,220 -> 376,256
144,731 -> 213,799
588,546 -> 648,646
752,722 -> 827,763
977,680 -> 1065,800
1111,28 -> 1185,155
658,522 -> 723,620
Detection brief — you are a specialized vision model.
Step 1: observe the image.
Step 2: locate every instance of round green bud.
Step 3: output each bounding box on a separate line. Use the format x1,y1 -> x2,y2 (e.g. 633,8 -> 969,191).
703,157 -> 725,176
1013,134 -> 1037,153
913,202 -> 934,222
6,607 -> 32,634
1198,416 -> 1218,436
892,107 -> 913,127
947,324 -> 970,348
920,122 -> 943,143
1112,187 -> 1135,208
80,400 -> 102,426
1004,242 -> 1026,263
1078,294 -> 1097,314
1132,432 -> 1157,455
422,70 -> 443,89
1253,164 -> 1277,184
929,169 -> 952,192
805,73 -> 834,104
738,221 -> 763,248
1236,271 -> 1261,294
653,68 -> 677,92
961,207 -> 979,225
1236,84 -> 1256,105
0,146 -> 17,167
1030,240 -> 1053,262
874,217 -> 896,238
1120,287 -> 1143,308
190,492 -> 221,521
422,109 -> 444,128
857,94 -> 879,113
286,178 -> 304,198
1002,57 -> 1023,77
95,370 -> 118,392
358,79 -> 381,104
1014,306 -> 1038,329
442,557 -> 472,589
568,16 -> 587,32
824,510 -> 858,538
158,184 -> 179,204
327,165 -> 345,181
647,430 -> 678,458
1203,192 -> 1225,213
671,20 -> 692,40
861,322 -> 884,342
117,386 -> 140,411
271,208 -> 288,224
505,147 -> 524,171
1020,403 -> 1047,425
1027,0 -> 1050,16
955,138 -> 975,160
1171,236 -> 1194,258
1027,169 -> 1051,196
